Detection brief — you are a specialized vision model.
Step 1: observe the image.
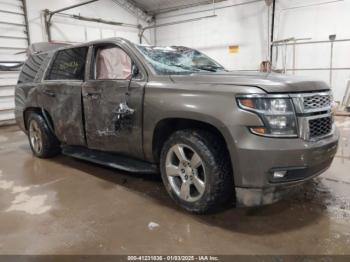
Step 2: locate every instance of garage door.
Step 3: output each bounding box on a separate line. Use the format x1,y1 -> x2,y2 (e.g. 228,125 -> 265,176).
0,0 -> 29,125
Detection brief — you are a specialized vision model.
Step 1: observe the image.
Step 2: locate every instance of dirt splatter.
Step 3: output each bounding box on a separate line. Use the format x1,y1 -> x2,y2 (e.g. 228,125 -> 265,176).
0,170 -> 52,215
148,222 -> 160,230
6,193 -> 51,215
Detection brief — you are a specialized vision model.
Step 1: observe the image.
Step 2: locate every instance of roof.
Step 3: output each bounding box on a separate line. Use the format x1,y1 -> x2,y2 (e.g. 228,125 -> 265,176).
132,0 -> 227,14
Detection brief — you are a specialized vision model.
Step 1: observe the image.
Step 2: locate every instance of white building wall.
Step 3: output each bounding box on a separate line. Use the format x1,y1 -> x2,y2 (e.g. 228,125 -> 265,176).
275,0 -> 350,102
27,0 -> 152,44
155,0 -> 350,102
155,0 -> 270,71
0,0 -> 28,124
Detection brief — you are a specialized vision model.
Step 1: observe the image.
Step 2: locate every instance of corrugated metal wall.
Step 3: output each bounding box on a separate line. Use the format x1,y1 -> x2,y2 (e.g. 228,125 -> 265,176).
0,0 -> 29,125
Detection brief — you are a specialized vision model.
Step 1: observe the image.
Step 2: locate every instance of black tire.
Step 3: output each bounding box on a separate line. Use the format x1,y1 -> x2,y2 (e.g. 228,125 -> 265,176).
27,112 -> 60,158
160,129 -> 233,214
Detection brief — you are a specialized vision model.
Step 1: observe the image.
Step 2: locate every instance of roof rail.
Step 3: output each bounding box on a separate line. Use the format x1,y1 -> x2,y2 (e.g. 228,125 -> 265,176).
27,42 -> 71,55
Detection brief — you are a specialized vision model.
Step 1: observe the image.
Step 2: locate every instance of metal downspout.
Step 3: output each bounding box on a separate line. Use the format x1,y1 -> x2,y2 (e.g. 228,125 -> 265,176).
270,0 -> 276,63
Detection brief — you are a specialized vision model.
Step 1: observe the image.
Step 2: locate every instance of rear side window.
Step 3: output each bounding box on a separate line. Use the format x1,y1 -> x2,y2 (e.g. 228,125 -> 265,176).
46,47 -> 88,81
18,54 -> 48,84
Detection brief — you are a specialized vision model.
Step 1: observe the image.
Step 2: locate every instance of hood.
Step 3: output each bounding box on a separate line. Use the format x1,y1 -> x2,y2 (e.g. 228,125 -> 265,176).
170,71 -> 330,93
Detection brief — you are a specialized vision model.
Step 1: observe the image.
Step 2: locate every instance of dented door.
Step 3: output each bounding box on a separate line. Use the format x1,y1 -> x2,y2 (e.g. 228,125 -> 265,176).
38,47 -> 88,146
82,44 -> 146,159
82,79 -> 145,158
38,81 -> 86,146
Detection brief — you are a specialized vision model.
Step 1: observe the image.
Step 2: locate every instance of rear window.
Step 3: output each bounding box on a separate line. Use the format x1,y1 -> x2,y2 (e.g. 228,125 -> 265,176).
18,54 -> 48,84
46,47 -> 88,81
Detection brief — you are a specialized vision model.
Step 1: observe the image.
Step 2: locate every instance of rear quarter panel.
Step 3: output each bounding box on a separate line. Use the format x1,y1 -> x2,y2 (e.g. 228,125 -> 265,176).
15,83 -> 41,131
15,53 -> 53,131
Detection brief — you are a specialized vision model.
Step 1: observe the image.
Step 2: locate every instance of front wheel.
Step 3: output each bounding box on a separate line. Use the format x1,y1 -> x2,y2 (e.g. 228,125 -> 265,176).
160,129 -> 233,213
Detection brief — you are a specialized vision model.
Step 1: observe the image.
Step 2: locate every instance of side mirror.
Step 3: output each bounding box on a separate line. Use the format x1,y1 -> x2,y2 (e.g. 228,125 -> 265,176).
131,64 -> 139,78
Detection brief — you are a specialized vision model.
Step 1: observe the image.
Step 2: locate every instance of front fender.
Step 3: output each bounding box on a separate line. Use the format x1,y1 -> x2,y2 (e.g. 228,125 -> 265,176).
143,82 -> 264,184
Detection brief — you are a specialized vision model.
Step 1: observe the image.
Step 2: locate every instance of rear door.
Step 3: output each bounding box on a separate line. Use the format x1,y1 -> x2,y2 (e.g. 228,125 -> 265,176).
82,43 -> 146,159
38,47 -> 88,146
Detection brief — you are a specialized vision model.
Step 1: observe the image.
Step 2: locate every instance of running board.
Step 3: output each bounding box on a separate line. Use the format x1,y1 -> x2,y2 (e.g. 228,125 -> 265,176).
61,146 -> 159,174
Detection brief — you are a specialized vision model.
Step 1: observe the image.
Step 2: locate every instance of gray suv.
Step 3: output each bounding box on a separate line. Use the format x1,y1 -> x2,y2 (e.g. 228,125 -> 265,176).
15,38 -> 339,213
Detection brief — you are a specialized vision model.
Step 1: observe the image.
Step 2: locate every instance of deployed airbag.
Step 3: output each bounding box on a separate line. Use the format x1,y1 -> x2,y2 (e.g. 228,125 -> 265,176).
96,47 -> 132,80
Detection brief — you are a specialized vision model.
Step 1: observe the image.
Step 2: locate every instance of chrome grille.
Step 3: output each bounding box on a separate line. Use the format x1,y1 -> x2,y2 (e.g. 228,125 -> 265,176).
303,94 -> 331,110
290,91 -> 333,140
309,116 -> 332,138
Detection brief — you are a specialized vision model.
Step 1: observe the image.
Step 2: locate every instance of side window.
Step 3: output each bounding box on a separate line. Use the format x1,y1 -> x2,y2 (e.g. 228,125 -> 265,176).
46,47 -> 88,81
94,46 -> 132,80
18,53 -> 48,84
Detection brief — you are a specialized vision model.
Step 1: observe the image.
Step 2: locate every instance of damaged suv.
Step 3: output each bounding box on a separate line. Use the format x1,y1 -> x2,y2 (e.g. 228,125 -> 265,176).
15,38 -> 339,213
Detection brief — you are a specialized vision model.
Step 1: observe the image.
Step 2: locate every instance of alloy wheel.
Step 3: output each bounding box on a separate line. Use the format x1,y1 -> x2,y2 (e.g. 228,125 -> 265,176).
29,120 -> 43,154
165,144 -> 206,202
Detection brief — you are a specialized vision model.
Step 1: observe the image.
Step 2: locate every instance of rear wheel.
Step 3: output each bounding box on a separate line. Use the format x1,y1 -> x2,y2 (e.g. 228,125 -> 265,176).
160,129 -> 233,213
27,113 -> 60,158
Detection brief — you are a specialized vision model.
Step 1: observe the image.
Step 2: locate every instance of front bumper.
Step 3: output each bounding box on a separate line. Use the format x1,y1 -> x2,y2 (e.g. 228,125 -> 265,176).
231,127 -> 339,207
235,160 -> 332,207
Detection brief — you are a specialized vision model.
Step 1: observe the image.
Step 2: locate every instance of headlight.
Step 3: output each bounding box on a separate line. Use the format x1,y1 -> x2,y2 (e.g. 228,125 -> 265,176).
237,95 -> 298,137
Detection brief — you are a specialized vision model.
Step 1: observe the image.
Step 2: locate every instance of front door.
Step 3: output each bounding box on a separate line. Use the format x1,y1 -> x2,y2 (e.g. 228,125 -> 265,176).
82,44 -> 146,159
38,47 -> 88,146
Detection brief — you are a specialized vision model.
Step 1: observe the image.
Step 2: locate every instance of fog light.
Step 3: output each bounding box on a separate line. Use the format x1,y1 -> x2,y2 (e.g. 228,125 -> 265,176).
273,170 -> 287,179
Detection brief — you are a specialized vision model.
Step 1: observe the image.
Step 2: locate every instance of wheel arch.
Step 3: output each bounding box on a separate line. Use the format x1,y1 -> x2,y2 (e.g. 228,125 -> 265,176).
23,107 -> 55,133
151,117 -> 234,169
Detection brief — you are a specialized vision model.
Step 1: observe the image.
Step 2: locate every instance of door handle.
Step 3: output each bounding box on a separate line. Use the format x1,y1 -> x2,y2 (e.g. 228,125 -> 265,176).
42,89 -> 56,97
83,92 -> 101,100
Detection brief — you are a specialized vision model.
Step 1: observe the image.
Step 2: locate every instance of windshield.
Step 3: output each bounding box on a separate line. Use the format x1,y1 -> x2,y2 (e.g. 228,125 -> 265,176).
135,45 -> 226,75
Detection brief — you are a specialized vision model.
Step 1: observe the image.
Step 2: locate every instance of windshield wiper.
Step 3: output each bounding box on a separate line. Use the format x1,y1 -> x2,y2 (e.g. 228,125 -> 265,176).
193,65 -> 225,72
169,63 -> 201,72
